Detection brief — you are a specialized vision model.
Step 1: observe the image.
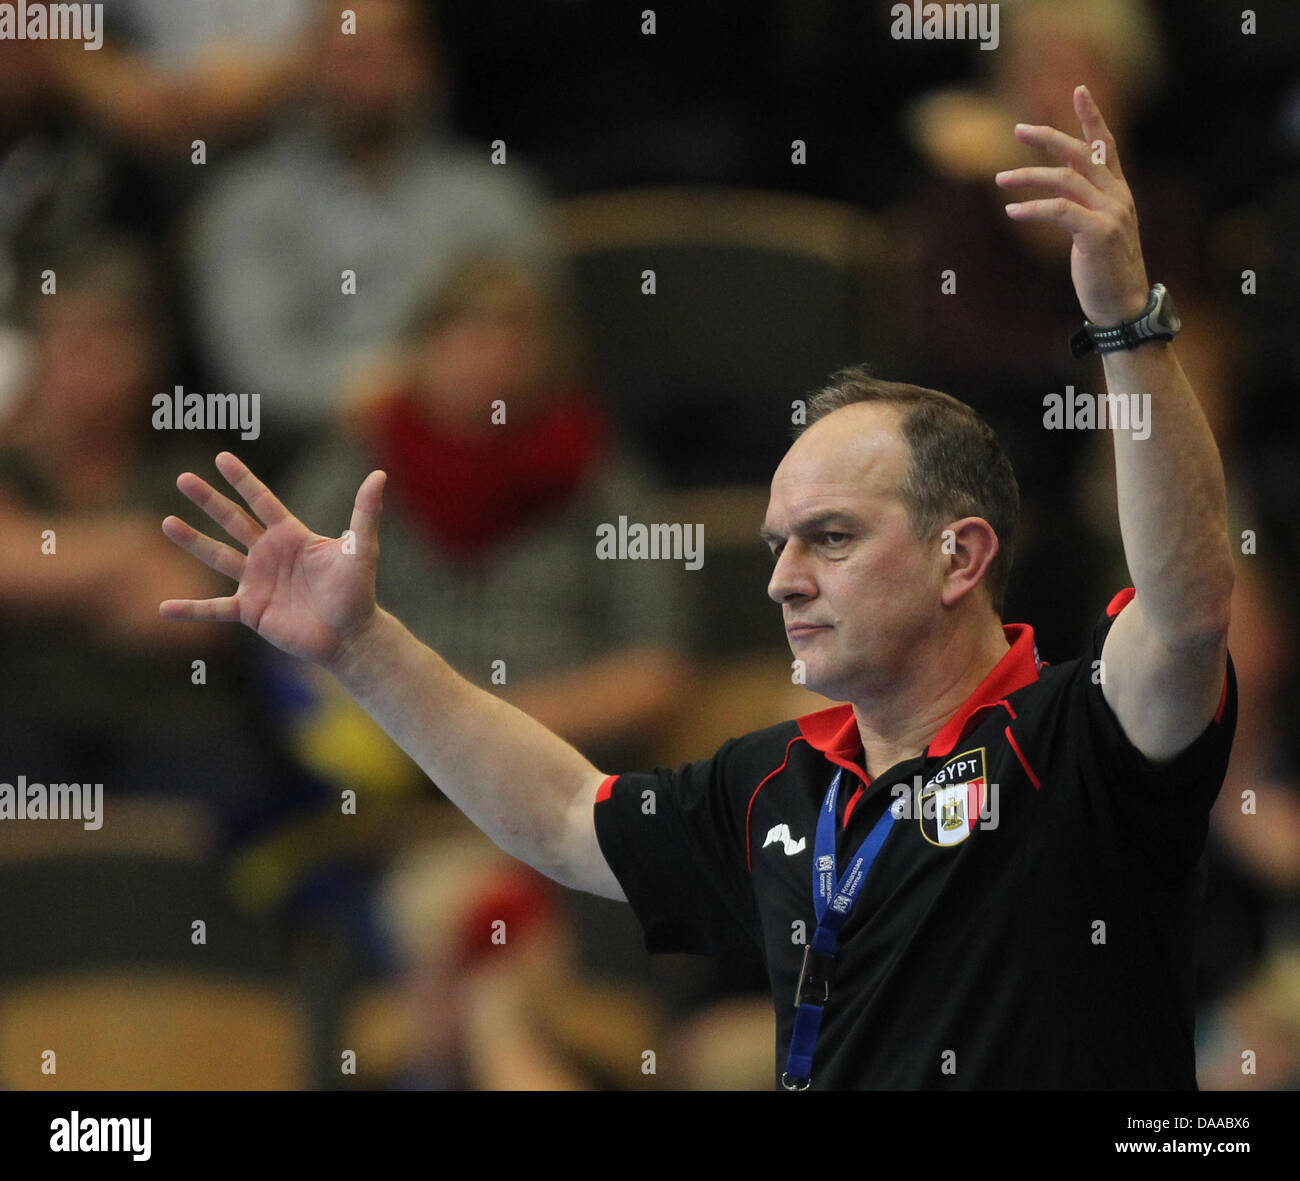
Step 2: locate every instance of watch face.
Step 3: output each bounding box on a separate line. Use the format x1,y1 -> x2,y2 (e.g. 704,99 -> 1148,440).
1156,286 -> 1181,334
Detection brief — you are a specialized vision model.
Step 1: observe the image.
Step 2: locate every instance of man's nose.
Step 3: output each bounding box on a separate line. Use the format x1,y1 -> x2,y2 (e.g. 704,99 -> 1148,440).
767,541 -> 816,605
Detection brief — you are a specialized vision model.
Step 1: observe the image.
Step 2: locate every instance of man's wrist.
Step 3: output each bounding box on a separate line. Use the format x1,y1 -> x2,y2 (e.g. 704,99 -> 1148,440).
326,606 -> 391,684
1090,292 -> 1152,327
1072,284 -> 1179,357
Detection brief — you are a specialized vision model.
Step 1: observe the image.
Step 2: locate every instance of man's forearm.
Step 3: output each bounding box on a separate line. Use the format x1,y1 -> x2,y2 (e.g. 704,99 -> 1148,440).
1103,341 -> 1234,641
326,607 -> 608,887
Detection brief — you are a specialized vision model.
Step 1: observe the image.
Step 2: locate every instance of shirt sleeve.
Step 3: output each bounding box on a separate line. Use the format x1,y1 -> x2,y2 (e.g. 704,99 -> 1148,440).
593,740 -> 763,958
1071,588 -> 1237,879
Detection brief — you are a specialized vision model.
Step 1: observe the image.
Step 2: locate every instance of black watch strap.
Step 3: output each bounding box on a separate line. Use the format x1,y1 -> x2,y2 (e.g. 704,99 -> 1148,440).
1070,285 -> 1175,358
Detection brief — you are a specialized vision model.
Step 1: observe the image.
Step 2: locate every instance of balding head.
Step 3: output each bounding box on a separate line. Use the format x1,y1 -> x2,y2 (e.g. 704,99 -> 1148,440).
795,366 -> 1019,616
762,374 -> 1012,702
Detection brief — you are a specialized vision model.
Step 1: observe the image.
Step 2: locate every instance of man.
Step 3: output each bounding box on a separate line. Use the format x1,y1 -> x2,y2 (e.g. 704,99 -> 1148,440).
161,87 -> 1236,1088
187,0 -> 556,437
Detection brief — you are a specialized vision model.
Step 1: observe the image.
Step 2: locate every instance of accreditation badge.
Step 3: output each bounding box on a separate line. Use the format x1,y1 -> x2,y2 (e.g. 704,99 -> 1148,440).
918,747 -> 987,847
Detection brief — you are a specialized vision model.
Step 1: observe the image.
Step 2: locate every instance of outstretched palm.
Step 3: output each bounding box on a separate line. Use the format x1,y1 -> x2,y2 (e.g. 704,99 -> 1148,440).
160,451 -> 387,666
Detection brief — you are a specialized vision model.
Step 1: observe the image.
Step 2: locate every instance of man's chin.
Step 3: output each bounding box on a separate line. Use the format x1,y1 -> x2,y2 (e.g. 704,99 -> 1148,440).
798,665 -> 852,704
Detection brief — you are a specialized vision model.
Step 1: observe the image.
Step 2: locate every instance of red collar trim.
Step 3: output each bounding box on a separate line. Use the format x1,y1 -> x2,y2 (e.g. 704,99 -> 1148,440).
795,623 -> 1042,764
796,702 -> 865,761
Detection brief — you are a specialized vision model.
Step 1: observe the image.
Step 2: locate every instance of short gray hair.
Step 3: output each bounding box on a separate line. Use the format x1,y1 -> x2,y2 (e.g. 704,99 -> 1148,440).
798,364 -> 1020,616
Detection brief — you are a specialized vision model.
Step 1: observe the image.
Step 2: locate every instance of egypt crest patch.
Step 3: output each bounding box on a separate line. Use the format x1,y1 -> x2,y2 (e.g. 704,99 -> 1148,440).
918,747 -> 987,847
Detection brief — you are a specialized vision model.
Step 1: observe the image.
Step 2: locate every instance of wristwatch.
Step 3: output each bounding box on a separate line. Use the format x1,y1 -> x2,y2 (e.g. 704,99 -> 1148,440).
1069,283 -> 1181,358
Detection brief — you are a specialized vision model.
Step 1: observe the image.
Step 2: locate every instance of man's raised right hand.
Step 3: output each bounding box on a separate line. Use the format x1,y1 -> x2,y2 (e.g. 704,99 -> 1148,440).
160,451 -> 387,668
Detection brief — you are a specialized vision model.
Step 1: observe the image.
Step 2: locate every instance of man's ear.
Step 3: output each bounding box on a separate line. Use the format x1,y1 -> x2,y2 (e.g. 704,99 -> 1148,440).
938,517 -> 999,608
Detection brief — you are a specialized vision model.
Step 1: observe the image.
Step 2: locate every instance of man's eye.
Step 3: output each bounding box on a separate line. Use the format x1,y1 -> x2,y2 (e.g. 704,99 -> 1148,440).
821,532 -> 849,546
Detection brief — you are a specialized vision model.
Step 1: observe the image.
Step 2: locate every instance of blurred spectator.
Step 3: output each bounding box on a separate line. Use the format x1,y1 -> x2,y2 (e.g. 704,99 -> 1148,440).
1196,947 -> 1300,1090
1212,560 -> 1299,892
186,0 -> 556,450
49,0 -> 313,160
668,994 -> 775,1090
1198,555 -> 1300,1006
29,0 -> 316,243
0,41 -> 113,320
103,0 -> 312,65
1229,163 -> 1300,576
361,823 -> 661,1090
273,252 -> 694,787
0,236 -> 276,841
892,0 -> 1230,658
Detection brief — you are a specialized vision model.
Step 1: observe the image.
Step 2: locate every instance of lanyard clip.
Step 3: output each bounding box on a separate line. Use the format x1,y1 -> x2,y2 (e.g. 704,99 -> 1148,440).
793,945 -> 835,1008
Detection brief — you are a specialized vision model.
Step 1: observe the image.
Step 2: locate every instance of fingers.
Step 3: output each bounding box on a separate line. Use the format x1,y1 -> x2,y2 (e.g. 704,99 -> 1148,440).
1073,84 -> 1124,179
1013,121 -> 1119,192
348,470 -> 387,549
176,470 -> 263,549
995,165 -> 1109,211
161,514 -> 248,582
1004,85 -> 1132,232
214,451 -> 292,529
159,595 -> 241,623
1002,195 -> 1094,233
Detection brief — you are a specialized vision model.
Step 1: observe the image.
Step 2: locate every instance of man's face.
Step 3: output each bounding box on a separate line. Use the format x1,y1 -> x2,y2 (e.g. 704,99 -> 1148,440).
315,0 -> 437,134
763,403 -> 945,703
414,276 -> 552,424
33,291 -> 156,425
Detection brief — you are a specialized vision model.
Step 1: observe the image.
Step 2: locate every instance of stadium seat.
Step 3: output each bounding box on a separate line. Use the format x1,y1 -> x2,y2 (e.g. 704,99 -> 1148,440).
549,186 -> 910,486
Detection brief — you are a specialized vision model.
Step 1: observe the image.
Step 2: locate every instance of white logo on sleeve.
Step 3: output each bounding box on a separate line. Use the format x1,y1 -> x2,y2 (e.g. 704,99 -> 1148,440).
763,824 -> 806,856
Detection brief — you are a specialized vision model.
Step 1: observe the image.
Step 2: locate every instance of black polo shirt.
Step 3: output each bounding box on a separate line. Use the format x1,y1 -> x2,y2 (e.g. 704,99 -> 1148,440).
593,588 -> 1238,1089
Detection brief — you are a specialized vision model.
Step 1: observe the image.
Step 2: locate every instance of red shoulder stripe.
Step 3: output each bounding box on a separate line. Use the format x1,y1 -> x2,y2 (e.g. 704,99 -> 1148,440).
1105,586 -> 1137,617
1004,725 -> 1042,790
1214,671 -> 1229,724
746,737 -> 801,873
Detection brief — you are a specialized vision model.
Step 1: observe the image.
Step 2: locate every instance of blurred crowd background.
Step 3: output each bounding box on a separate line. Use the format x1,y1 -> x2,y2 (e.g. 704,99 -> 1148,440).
0,0 -> 1297,1090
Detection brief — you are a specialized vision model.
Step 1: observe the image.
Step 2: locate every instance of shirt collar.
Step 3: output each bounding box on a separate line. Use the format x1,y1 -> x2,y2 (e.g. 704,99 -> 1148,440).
795,623 -> 1042,765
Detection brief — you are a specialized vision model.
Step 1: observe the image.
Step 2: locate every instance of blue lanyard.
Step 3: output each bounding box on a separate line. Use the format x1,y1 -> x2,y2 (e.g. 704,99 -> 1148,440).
782,768 -> 897,1090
